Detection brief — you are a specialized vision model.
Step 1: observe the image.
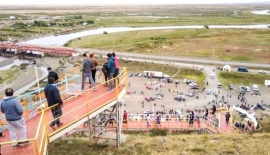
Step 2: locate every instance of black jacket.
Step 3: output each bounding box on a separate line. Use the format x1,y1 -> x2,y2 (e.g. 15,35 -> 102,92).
44,84 -> 63,107
48,70 -> 59,82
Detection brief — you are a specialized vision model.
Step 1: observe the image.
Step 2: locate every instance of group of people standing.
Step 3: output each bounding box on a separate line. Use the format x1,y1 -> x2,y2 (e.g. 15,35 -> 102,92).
0,52 -> 120,150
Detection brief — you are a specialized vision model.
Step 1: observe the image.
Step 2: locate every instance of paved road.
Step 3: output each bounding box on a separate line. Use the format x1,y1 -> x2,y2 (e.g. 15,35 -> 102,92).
77,48 -> 270,69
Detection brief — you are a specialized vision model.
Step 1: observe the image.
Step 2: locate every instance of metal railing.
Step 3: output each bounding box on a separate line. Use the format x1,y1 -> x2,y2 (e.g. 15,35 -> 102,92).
0,67 -> 128,155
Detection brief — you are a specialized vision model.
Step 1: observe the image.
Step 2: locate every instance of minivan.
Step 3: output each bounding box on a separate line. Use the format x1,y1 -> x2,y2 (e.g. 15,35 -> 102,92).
238,67 -> 248,72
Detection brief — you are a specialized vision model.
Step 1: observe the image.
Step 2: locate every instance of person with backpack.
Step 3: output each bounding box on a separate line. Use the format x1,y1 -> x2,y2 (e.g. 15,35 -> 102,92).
81,53 -> 96,91
107,53 -> 115,91
101,58 -> 110,86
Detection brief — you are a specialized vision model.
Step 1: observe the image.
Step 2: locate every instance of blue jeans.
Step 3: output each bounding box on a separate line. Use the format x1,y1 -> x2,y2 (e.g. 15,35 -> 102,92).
82,72 -> 95,90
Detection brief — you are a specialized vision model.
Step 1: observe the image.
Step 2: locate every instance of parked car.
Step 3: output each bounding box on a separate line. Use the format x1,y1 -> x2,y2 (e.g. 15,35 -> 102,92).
252,84 -> 259,91
259,70 -> 267,74
155,95 -> 163,99
185,92 -> 194,97
143,110 -> 153,114
257,103 -> 266,110
183,79 -> 187,83
189,83 -> 199,89
145,97 -> 151,102
229,84 -> 234,90
245,86 -> 250,92
175,110 -> 184,119
240,86 -> 245,92
206,90 -> 212,95
217,83 -> 222,88
138,73 -> 142,77
156,93 -> 164,97
129,74 -> 133,77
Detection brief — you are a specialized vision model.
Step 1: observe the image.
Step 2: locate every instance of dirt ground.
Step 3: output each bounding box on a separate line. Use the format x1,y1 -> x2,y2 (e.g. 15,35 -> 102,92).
124,71 -> 270,118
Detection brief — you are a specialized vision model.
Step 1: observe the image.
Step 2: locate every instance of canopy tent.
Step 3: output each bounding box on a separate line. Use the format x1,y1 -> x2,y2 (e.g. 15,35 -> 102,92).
223,65 -> 231,72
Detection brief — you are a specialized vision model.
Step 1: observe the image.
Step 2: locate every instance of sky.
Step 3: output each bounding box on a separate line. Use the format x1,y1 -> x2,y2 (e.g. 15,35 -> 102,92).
0,0 -> 269,5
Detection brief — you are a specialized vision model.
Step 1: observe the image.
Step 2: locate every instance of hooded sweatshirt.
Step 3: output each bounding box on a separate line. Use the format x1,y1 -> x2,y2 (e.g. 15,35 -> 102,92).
1,97 -> 23,121
82,58 -> 93,73
107,57 -> 115,74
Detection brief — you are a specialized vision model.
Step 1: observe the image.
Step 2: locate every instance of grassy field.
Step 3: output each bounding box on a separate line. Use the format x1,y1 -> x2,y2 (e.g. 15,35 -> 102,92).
48,133 -> 270,155
69,29 -> 270,63
0,67 -> 19,85
218,72 -> 270,89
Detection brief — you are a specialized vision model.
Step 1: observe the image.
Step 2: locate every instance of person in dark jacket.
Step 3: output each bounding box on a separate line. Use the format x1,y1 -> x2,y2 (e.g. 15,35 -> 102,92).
47,67 -> 59,82
107,53 -> 115,91
1,88 -> 29,148
101,58 -> 110,86
81,54 -> 95,90
44,77 -> 63,130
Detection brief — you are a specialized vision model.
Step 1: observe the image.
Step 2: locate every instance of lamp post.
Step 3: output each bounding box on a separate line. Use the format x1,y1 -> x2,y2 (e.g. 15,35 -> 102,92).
32,60 -> 40,90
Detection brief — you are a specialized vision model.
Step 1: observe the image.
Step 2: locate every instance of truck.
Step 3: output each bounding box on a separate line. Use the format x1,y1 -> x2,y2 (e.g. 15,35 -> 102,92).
143,71 -> 164,78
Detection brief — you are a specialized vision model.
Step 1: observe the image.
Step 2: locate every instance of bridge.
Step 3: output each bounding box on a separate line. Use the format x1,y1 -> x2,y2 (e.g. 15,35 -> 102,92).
0,43 -> 78,57
0,67 -> 233,155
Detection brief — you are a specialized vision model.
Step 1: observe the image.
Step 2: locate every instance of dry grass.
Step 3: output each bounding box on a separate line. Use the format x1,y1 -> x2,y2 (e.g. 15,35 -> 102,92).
48,133 -> 270,155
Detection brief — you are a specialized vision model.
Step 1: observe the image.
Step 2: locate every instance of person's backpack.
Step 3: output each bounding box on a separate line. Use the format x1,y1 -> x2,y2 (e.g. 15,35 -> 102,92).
102,62 -> 108,74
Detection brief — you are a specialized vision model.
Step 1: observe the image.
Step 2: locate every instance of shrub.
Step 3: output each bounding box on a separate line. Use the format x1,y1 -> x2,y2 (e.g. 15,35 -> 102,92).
150,128 -> 168,137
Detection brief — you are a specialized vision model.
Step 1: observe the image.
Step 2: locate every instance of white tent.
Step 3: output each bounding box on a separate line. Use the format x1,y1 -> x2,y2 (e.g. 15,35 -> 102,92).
265,80 -> 270,87
232,105 -> 257,127
223,65 -> 231,72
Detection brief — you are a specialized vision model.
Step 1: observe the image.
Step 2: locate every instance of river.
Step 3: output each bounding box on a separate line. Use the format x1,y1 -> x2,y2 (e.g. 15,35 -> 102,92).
23,24 -> 270,46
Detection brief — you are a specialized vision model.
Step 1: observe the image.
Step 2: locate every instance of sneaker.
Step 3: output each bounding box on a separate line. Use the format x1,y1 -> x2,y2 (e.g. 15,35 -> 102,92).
12,143 -> 18,149
57,122 -> 63,127
18,141 -> 29,146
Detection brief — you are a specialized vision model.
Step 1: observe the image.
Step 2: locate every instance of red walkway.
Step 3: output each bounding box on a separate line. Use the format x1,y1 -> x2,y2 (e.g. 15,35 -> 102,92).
0,84 -> 125,155
0,82 -> 231,155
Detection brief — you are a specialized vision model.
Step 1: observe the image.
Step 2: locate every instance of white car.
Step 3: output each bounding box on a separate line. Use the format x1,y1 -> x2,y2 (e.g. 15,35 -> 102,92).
155,95 -> 163,99
217,83 -> 222,88
138,73 -> 142,77
177,95 -> 185,99
185,92 -> 194,97
183,79 -> 187,83
143,110 -> 153,114
259,70 -> 267,74
245,86 -> 250,92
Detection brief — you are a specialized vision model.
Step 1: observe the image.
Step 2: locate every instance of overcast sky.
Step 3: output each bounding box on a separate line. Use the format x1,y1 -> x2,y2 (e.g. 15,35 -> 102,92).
0,0 -> 269,5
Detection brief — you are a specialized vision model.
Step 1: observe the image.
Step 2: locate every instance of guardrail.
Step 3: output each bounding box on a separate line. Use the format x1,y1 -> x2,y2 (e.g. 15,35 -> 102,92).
0,67 -> 128,155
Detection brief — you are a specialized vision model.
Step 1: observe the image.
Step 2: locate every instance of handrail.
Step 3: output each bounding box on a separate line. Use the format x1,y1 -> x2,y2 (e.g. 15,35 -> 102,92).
0,68 -> 127,155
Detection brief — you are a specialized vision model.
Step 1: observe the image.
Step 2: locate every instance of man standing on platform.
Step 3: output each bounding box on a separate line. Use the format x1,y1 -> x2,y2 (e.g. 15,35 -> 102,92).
1,88 -> 29,148
107,53 -> 115,91
81,53 -> 96,91
44,77 -> 64,130
47,67 -> 59,82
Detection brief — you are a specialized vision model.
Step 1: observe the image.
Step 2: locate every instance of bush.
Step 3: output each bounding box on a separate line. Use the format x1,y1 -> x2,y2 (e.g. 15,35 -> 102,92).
150,128 -> 168,137
204,25 -> 209,29
103,31 -> 108,34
